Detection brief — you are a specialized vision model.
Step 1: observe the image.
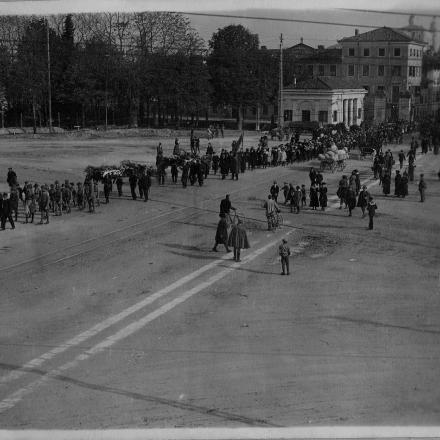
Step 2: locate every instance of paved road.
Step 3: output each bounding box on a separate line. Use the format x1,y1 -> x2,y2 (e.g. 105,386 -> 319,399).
0,139 -> 439,429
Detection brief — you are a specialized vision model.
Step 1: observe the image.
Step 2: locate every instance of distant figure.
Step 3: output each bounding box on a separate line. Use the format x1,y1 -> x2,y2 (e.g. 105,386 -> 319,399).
278,238 -> 291,275
6,167 -> 17,188
418,174 -> 426,202
212,213 -> 231,253
367,197 -> 378,230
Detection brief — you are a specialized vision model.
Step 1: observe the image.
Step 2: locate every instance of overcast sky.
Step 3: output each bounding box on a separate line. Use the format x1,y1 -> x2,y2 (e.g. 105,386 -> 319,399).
0,0 -> 438,49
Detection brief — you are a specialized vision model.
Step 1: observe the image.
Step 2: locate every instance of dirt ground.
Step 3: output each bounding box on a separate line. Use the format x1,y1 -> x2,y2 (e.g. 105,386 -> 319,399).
0,131 -> 439,430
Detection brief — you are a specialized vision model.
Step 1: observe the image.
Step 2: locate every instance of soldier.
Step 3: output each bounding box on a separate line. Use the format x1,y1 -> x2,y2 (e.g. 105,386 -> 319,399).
418,174 -> 427,202
62,183 -> 71,213
54,181 -> 62,216
39,185 -> 50,224
85,181 -> 95,212
24,183 -> 34,223
1,192 -> 15,230
171,163 -> 178,183
138,170 -> 150,202
9,185 -> 19,222
49,183 -> 55,212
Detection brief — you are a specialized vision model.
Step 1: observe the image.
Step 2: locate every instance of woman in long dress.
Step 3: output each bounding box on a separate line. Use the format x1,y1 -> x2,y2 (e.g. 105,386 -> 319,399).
309,183 -> 319,210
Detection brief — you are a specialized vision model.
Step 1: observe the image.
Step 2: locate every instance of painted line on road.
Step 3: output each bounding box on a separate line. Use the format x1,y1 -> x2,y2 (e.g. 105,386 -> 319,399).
0,237 -> 282,414
0,251 -> 235,387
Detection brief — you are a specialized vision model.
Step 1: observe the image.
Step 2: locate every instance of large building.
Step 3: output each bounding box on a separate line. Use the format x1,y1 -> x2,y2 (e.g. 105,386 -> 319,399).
282,77 -> 367,126
338,27 -> 427,121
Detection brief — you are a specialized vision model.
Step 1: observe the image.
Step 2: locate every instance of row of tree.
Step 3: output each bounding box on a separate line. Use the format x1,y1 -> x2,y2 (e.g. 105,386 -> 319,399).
0,13 -> 279,131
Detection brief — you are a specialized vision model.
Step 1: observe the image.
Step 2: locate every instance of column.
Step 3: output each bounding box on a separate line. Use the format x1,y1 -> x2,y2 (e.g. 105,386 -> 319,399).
343,99 -> 347,125
347,99 -> 352,126
353,99 -> 358,125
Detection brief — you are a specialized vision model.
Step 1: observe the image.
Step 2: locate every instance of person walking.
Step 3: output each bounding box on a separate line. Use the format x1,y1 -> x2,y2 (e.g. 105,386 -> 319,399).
319,182 -> 328,211
367,197 -> 378,230
0,192 -> 15,230
264,194 -> 279,230
212,213 -> 231,253
418,174 -> 427,202
227,218 -> 250,262
116,176 -> 123,196
278,238 -> 291,275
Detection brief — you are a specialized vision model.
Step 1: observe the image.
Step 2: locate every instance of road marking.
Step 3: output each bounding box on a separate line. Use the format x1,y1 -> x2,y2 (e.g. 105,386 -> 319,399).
0,252 -> 233,387
0,238 -> 281,414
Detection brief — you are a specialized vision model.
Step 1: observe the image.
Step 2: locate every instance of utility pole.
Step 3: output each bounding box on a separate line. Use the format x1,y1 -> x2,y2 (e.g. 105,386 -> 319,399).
278,33 -> 284,129
46,18 -> 53,133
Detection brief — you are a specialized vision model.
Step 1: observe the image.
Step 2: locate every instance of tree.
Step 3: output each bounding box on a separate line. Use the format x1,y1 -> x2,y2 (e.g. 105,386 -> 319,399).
208,25 -> 260,130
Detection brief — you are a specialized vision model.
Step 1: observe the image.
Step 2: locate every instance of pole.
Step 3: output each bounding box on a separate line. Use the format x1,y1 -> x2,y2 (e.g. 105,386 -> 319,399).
278,33 -> 284,129
46,18 -> 53,133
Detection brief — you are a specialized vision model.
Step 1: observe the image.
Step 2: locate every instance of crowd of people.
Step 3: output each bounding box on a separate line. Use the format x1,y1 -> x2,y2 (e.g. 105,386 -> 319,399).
2,120 -> 437,232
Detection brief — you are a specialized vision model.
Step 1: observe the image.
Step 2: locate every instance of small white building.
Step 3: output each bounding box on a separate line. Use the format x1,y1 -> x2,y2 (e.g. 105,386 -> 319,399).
282,77 -> 368,126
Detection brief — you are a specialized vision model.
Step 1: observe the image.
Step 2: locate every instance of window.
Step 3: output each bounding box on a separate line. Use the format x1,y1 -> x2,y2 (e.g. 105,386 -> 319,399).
410,48 -> 413,56
318,111 -> 328,123
378,48 -> 385,57
330,65 -> 336,76
392,65 -> 401,76
362,64 -> 369,76
409,66 -> 416,77
358,108 -> 362,119
284,109 -> 293,121
302,110 -> 311,122
378,65 -> 385,76
333,110 -> 337,122
348,64 -> 355,76
318,65 -> 325,76
394,47 -> 401,57
348,47 -> 355,56
363,48 -> 370,56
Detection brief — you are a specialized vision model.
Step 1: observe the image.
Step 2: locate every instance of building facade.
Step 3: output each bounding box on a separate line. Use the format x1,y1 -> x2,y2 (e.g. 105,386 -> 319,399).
282,77 -> 367,126
338,27 -> 427,121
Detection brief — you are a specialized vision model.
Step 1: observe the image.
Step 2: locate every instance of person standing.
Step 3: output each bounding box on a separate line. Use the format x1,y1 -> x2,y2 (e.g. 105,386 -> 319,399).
39,185 -> 50,224
319,182 -> 328,211
264,194 -> 279,230
270,181 -> 280,203
9,186 -> 19,222
0,192 -> 15,230
382,172 -> 391,196
129,173 -> 138,200
357,185 -> 370,218
220,194 -> 236,218
309,183 -> 319,210
227,218 -> 250,262
171,163 -> 178,183
367,197 -> 378,230
103,175 -> 112,204
278,238 -> 291,275
398,150 -> 406,169
394,170 -> 402,197
418,174 -> 426,202
116,176 -> 123,196
346,184 -> 357,217
212,213 -> 231,253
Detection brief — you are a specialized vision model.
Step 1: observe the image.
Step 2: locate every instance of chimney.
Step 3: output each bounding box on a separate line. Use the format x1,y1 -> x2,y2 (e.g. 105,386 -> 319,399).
355,29 -> 359,36
300,37 -> 303,44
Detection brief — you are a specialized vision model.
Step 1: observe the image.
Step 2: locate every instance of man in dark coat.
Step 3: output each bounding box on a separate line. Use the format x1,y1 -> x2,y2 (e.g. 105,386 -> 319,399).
394,170 -> 402,197
367,197 -> 378,230
6,168 -> 17,188
9,186 -> 19,222
1,192 -> 15,230
228,219 -> 250,262
212,214 -> 231,253
357,185 -> 370,217
219,194 -> 235,217
39,185 -> 50,224
129,173 -> 138,200
418,174 -> 427,202
270,181 -> 280,202
230,154 -> 239,180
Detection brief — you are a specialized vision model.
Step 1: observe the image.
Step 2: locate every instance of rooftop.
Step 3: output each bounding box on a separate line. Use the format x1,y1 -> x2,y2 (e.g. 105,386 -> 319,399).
285,77 -> 367,90
338,26 -> 426,44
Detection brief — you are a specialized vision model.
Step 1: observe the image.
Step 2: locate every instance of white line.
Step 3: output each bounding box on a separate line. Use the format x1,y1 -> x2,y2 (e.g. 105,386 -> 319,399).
0,252 -> 232,387
0,239 -> 279,414
0,426 -> 440,439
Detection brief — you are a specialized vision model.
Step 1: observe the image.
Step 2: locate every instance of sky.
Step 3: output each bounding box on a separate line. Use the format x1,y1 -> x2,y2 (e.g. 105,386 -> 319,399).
0,0 -> 438,49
